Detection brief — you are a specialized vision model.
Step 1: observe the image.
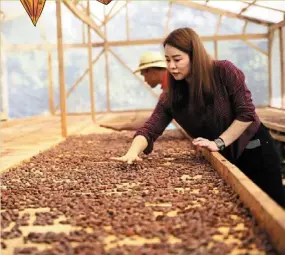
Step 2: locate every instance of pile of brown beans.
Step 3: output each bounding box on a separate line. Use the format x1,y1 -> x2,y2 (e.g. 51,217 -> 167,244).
1,130 -> 276,254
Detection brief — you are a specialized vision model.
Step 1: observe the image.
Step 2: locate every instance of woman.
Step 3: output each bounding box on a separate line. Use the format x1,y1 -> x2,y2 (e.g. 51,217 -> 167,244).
112,28 -> 285,207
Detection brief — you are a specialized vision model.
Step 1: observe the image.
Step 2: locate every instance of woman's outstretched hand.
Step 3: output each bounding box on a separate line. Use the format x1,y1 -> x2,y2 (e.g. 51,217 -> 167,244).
111,152 -> 142,164
192,137 -> 219,152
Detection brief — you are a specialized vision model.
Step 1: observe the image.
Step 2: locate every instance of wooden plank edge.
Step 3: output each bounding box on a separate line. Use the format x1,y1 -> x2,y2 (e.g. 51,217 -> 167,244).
201,149 -> 285,255
0,138 -> 64,175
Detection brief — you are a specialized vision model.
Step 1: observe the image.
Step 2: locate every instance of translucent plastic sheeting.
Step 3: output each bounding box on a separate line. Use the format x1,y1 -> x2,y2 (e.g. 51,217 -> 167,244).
218,40 -> 268,106
207,1 -> 248,14
242,5 -> 284,23
271,30 -> 282,108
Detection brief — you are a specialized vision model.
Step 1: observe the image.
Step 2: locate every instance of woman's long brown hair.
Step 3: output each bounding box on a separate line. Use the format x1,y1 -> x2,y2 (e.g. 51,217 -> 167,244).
163,28 -> 216,113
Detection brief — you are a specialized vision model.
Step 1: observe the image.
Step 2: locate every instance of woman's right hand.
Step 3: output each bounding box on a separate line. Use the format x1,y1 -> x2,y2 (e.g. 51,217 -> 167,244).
111,151 -> 142,164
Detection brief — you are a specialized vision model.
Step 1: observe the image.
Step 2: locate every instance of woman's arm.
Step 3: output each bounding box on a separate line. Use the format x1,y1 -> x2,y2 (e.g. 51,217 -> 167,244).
111,95 -> 173,163
193,61 -> 255,151
111,135 -> 148,164
219,119 -> 252,147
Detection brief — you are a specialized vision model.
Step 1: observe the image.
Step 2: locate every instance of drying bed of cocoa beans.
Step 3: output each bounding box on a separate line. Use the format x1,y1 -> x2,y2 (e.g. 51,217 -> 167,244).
1,130 -> 276,255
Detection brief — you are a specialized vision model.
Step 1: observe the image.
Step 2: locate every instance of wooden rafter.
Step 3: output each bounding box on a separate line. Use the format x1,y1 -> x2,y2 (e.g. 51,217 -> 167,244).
3,33 -> 269,52
62,0 -> 105,40
241,0 -> 285,13
172,0 -> 273,26
100,0 -> 130,27
239,0 -> 257,15
78,3 -> 104,26
242,40 -> 268,56
105,0 -> 119,20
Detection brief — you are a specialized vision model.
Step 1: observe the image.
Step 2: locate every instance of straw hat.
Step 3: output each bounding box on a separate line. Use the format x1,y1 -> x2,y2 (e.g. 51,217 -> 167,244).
134,51 -> 167,73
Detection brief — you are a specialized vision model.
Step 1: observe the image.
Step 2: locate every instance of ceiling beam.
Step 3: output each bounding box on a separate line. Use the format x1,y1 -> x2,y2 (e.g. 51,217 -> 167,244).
3,33 -> 268,52
239,0 -> 257,15
172,0 -> 273,26
62,0 -> 106,40
241,1 -> 285,13
270,19 -> 285,31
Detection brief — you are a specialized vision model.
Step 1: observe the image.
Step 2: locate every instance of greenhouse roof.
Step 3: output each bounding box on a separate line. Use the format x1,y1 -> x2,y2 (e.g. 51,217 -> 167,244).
1,0 -> 284,25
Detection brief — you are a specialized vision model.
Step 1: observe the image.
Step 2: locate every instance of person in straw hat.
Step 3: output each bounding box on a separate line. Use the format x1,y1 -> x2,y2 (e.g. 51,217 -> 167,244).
99,51 -> 168,131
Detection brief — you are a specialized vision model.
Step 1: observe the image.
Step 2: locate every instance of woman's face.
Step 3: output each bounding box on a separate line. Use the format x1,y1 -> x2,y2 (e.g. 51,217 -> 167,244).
164,44 -> 191,81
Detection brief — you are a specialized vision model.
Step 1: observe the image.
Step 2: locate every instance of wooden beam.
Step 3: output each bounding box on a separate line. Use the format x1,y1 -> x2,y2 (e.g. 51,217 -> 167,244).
0,36 -> 8,119
172,0 -> 273,26
87,0 -> 96,122
214,15 -> 222,59
54,50 -> 104,111
270,19 -> 285,31
242,21 -> 248,34
100,0 -> 129,27
241,0 -> 285,14
48,52 -> 55,115
268,30 -> 273,107
78,3 -> 104,26
126,0 -> 130,40
104,8 -> 111,112
215,15 -> 222,35
214,41 -> 218,60
280,27 -> 285,109
201,149 -> 285,255
3,33 -> 269,52
106,1 -> 119,19
164,1 -> 173,36
242,40 -> 268,56
239,0 -> 256,15
62,0 -> 106,40
82,21 -> 86,44
56,0 -> 67,138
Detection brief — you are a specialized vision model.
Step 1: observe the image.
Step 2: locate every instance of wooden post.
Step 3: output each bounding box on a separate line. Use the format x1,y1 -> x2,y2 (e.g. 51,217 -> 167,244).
214,41 -> 218,60
82,21 -> 86,44
268,29 -> 273,107
56,0 -> 67,137
104,6 -> 111,112
87,0 -> 96,122
164,1 -> 172,36
0,37 -> 8,120
214,15 -> 222,60
48,52 -> 55,115
280,27 -> 285,109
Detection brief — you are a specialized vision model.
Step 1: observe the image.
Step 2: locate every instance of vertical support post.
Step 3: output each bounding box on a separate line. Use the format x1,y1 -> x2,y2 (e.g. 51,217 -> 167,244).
82,21 -> 86,44
279,27 -> 285,109
126,0 -> 130,40
268,28 -> 273,107
56,0 -> 67,137
87,0 -> 96,122
214,15 -> 222,60
104,6 -> 111,112
48,51 -> 55,115
214,41 -> 218,60
164,1 -> 172,36
0,39 -> 8,120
